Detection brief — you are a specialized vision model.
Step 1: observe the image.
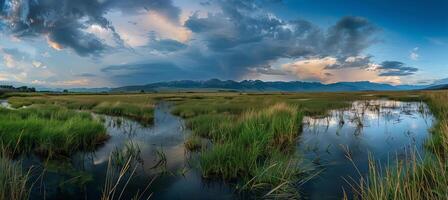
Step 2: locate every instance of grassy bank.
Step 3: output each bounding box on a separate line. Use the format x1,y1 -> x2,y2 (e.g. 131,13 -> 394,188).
0,105 -> 107,157
7,94 -> 155,124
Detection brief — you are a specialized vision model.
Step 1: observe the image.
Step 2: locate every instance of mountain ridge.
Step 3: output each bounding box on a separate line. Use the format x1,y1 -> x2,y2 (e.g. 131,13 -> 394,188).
112,79 -> 426,92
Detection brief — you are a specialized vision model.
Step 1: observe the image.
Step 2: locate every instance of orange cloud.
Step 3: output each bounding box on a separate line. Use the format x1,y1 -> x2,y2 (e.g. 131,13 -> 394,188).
46,36 -> 63,50
282,57 -> 402,85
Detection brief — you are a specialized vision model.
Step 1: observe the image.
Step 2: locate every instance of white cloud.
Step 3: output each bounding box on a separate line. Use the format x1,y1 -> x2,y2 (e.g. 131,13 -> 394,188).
105,10 -> 191,48
410,47 -> 419,61
282,57 -> 337,81
32,61 -> 47,69
41,52 -> 51,58
31,79 -> 91,87
86,24 -> 118,47
3,54 -> 17,68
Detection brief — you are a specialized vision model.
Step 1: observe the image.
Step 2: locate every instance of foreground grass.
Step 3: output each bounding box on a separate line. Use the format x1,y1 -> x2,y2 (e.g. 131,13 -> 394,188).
0,155 -> 30,200
0,105 -> 107,156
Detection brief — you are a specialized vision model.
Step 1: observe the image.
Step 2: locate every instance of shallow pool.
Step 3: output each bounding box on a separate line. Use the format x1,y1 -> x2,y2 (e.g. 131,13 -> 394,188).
297,100 -> 434,199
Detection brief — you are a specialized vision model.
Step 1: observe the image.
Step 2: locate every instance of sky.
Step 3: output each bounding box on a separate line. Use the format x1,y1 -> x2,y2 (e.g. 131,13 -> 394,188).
0,0 -> 447,88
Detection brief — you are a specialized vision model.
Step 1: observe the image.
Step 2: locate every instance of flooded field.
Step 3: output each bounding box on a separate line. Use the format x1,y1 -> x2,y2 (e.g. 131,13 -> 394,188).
17,103 -> 236,200
298,100 -> 434,199
0,99 -> 436,199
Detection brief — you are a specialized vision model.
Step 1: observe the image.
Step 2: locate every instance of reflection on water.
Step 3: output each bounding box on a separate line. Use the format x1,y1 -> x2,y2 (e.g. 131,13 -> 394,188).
0,99 -> 11,109
298,100 -> 434,200
25,102 -> 235,200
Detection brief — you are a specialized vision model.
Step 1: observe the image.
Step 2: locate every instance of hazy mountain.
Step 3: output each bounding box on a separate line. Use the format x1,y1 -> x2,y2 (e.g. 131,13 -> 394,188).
425,84 -> 448,90
112,79 -> 426,92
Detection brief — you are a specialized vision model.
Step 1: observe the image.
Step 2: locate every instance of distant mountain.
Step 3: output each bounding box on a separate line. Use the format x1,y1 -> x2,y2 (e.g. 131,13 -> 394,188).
112,79 -> 426,92
425,84 -> 448,90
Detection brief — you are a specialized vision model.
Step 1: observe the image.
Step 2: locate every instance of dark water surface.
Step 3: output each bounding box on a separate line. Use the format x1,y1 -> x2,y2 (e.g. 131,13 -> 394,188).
297,100 -> 434,199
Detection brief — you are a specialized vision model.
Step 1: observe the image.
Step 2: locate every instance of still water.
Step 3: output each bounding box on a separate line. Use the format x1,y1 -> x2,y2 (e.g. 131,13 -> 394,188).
298,100 -> 434,199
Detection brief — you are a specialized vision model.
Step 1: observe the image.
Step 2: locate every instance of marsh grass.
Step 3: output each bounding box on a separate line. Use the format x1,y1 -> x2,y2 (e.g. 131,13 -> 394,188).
7,94 -> 155,124
196,103 -> 304,197
102,156 -> 154,200
0,105 -> 107,156
0,155 -> 31,200
184,135 -> 203,151
111,141 -> 143,167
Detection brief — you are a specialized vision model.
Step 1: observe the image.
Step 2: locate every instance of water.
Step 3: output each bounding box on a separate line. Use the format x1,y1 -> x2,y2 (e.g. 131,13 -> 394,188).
297,100 -> 434,199
0,99 -> 436,199
0,99 -> 11,109
22,102 -> 236,200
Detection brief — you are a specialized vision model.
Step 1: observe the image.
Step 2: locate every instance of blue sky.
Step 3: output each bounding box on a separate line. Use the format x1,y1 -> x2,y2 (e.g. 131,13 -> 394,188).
0,0 -> 446,88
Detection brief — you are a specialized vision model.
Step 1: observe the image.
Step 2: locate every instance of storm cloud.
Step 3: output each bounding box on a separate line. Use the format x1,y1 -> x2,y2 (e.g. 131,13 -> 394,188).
0,0 -> 181,56
98,0 -> 392,85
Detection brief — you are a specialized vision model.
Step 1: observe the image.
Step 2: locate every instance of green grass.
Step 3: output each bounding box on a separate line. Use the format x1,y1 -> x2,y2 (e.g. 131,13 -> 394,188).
0,155 -> 30,200
184,135 -> 203,151
0,105 -> 108,157
7,94 -> 155,124
196,103 -> 304,197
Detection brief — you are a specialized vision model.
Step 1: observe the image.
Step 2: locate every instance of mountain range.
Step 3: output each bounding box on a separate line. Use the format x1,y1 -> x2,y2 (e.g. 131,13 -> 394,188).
112,79 -> 427,92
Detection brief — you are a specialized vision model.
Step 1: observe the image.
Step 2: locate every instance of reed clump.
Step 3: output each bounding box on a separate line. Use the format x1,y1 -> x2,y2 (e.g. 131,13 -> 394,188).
0,105 -> 107,157
193,103 -> 304,196
0,155 -> 31,200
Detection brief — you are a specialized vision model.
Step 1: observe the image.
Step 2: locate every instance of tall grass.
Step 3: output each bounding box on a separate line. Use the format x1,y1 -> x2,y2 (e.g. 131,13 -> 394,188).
196,103 -> 304,197
0,105 -> 107,156
102,156 -> 154,200
0,156 -> 31,200
353,154 -> 448,200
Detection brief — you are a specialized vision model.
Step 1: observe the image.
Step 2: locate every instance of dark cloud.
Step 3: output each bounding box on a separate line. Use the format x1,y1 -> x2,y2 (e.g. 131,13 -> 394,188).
325,16 -> 378,57
0,0 -> 181,56
147,32 -> 187,52
378,61 -> 418,76
181,1 -> 377,78
100,0 -> 391,85
149,39 -> 187,52
250,65 -> 286,76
